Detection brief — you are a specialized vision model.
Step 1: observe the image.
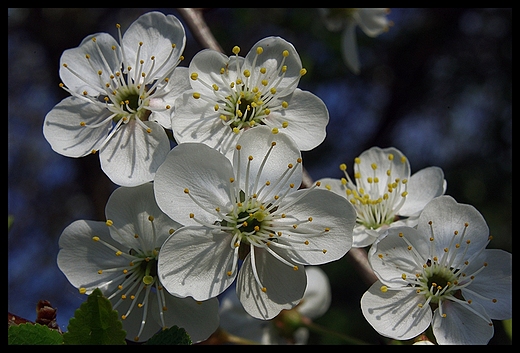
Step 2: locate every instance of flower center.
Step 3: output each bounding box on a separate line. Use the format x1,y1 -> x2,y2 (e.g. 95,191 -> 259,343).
59,24 -> 182,154
81,215 -> 175,342
332,153 -> 408,230
378,223 -> 496,324
219,191 -> 274,260
182,138 -> 331,293
189,44 -> 307,134
108,83 -> 152,122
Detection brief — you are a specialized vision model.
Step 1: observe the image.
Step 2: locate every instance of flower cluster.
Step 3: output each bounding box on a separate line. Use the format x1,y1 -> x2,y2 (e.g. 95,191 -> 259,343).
46,10 -> 511,345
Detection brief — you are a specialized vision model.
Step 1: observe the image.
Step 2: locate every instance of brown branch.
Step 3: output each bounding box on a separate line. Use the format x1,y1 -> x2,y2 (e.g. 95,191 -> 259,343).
176,8 -> 223,52
346,248 -> 378,287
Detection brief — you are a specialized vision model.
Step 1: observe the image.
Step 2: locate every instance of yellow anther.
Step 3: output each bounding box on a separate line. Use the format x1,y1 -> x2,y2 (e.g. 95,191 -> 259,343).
79,287 -> 87,294
300,68 -> 307,76
256,47 -> 263,54
233,127 -> 240,134
272,127 -> 279,134
232,46 -> 240,55
261,287 -> 267,293
193,92 -> 201,99
190,72 -> 198,80
212,84 -> 219,91
380,285 -> 388,293
282,50 -> 289,57
115,251 -> 122,256
281,101 -> 288,108
243,69 -> 250,77
105,220 -> 113,226
184,188 -> 189,194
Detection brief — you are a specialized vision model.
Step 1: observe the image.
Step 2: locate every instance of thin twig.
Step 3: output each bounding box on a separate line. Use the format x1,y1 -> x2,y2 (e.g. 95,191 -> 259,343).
176,8 -> 223,52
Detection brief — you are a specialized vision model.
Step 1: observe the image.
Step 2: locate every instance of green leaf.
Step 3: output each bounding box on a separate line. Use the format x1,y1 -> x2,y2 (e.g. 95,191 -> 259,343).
8,323 -> 63,345
502,319 -> 512,341
63,288 -> 126,345
145,325 -> 192,345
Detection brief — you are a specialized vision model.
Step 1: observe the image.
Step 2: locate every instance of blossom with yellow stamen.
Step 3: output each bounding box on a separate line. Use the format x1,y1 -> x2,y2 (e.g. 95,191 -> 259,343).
57,183 -> 219,343
318,146 -> 446,248
170,36 -> 329,161
155,126 -> 355,320
43,11 -> 190,187
360,196 -> 511,344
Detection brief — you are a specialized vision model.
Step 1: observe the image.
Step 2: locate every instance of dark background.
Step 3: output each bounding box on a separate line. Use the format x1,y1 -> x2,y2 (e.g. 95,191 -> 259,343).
8,8 -> 511,344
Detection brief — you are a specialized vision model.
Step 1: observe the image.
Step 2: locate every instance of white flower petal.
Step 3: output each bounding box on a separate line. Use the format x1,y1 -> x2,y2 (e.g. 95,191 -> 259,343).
275,188 -> 354,264
462,249 -> 512,320
361,281 -> 432,341
245,36 -> 302,94
341,21 -> 361,75
432,299 -> 493,345
59,32 -> 121,96
43,96 -> 111,157
416,196 -> 490,262
237,246 -> 306,320
57,219 -> 128,294
264,89 -> 329,151
122,11 -> 185,80
171,93 -> 238,158
368,226 -> 430,286
154,142 -> 234,225
99,120 -> 170,187
148,67 -> 191,129
399,166 -> 446,217
234,125 -> 302,200
189,49 -> 236,93
157,226 -> 236,300
114,290 -> 164,342
155,295 -> 220,343
219,286 -> 278,344
352,226 -> 379,248
356,146 -> 410,183
297,266 -> 331,319
356,9 -> 390,37
105,183 -> 181,248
